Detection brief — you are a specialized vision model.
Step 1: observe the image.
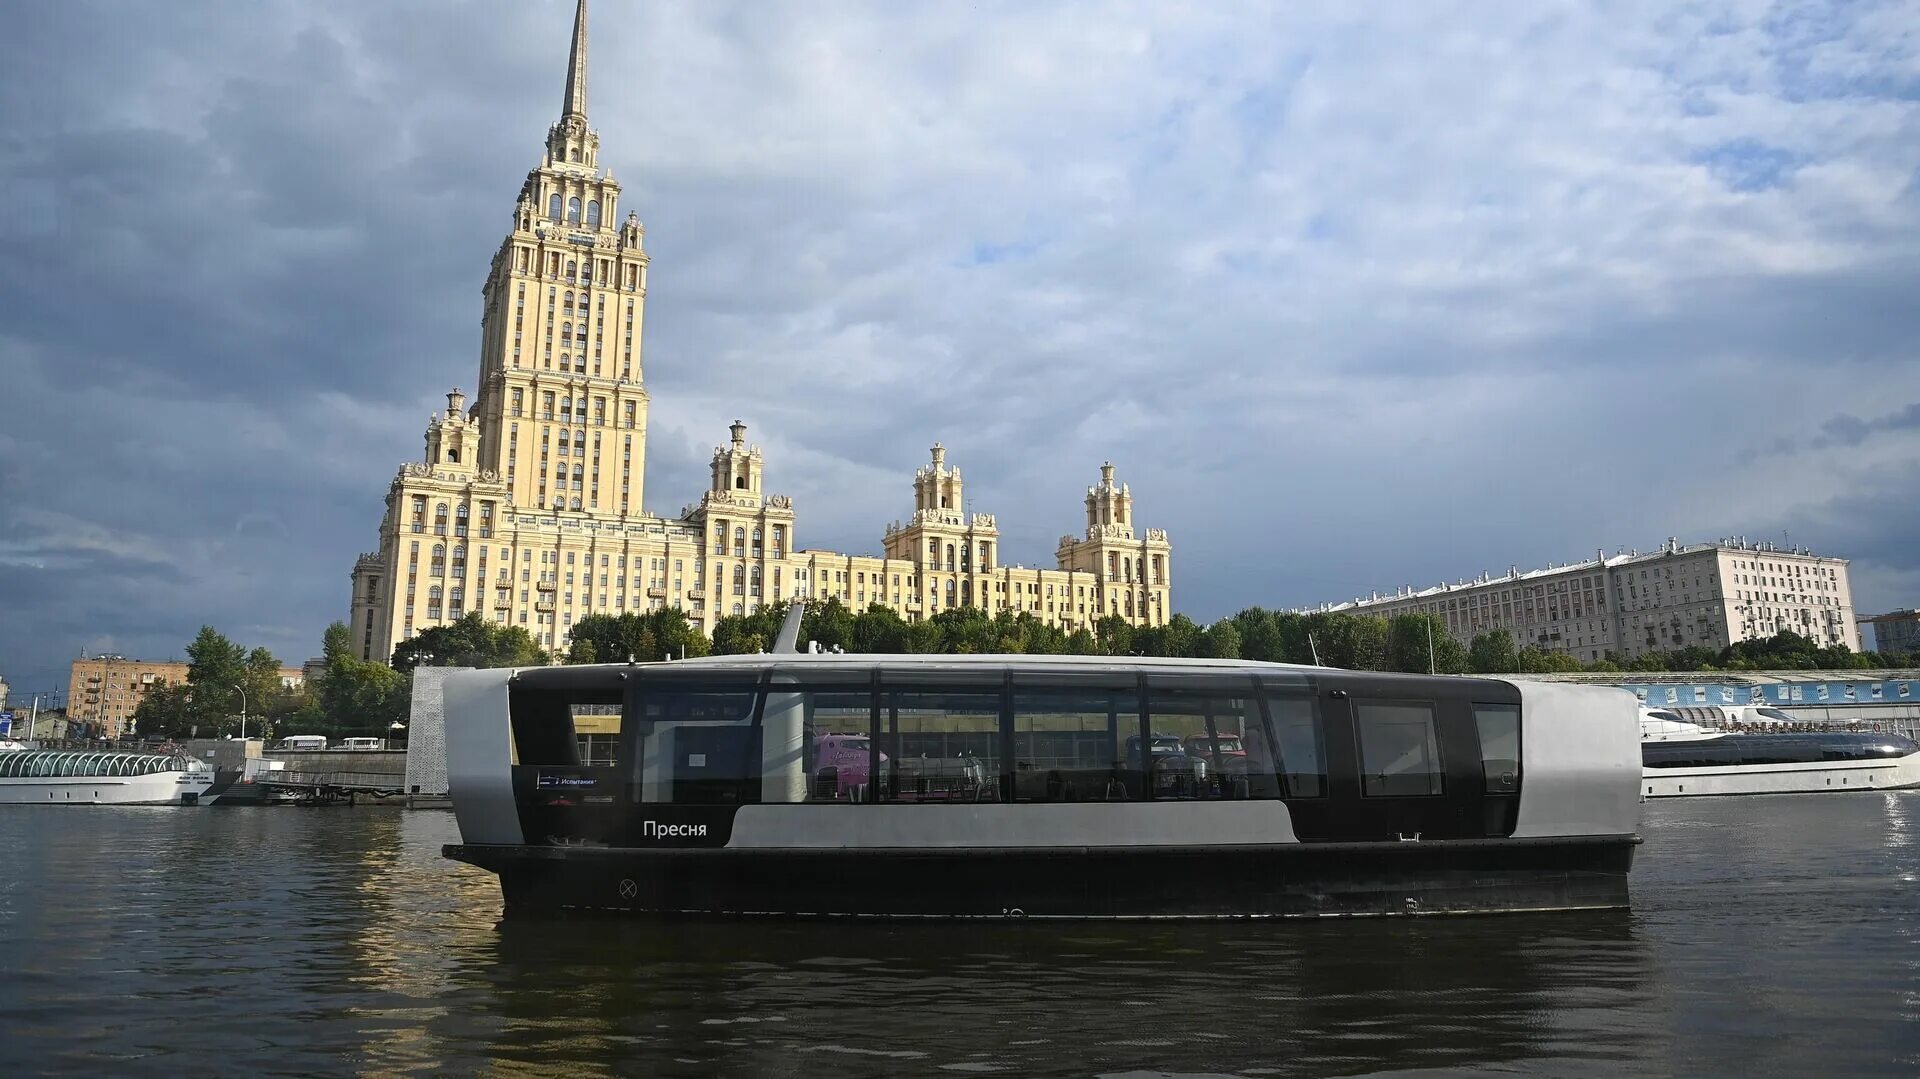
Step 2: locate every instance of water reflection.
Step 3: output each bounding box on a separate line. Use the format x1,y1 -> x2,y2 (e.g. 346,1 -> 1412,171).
3,797 -> 1919,1077
446,907 -> 1649,1077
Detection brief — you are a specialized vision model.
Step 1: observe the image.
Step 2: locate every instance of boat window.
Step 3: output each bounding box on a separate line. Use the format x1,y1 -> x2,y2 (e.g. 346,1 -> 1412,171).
1354,701 -> 1445,797
760,687 -> 875,804
1473,703 -> 1521,794
1143,690 -> 1267,800
879,689 -> 1001,804
1011,689 -> 1136,802
630,685 -> 758,805
1263,692 -> 1325,798
508,683 -> 607,767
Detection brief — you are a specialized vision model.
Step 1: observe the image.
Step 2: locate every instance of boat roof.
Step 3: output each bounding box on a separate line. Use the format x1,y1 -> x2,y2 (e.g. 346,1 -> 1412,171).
499,652 -> 1535,693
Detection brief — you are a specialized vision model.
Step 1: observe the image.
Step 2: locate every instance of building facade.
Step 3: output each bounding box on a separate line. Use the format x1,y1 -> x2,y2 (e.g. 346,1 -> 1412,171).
1861,610 -> 1920,656
66,655 -> 306,740
1301,538 -> 1858,664
346,1 -> 1170,663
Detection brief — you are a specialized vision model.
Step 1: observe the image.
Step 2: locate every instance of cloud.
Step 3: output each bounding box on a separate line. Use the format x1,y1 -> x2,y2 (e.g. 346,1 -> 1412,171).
2,0 -> 1918,694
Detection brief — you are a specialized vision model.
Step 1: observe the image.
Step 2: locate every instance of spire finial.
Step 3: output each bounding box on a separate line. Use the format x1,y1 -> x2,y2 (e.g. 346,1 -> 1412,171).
561,0 -> 589,122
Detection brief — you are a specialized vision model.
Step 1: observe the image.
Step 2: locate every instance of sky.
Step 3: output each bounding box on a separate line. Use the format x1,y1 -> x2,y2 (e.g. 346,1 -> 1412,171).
2,0 -> 1918,698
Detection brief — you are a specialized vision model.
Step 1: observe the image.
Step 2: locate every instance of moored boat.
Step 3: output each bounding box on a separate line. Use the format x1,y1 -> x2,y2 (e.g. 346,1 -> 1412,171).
443,653 -> 1643,919
1639,708 -> 1920,797
0,746 -> 215,805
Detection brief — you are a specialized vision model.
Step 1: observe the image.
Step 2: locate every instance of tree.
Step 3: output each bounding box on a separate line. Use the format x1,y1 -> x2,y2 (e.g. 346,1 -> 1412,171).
1468,630 -> 1519,674
1233,608 -> 1286,663
1310,613 -> 1389,670
390,612 -> 547,671
130,683 -> 197,739
567,610 -> 711,665
1386,614 -> 1465,674
802,598 -> 857,652
1198,620 -> 1242,659
851,605 -> 910,653
1517,646 -> 1584,673
314,621 -> 409,736
185,622 -> 247,698
1094,615 -> 1134,657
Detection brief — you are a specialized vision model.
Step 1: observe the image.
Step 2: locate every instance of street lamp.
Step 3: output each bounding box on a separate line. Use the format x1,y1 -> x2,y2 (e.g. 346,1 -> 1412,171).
229,682 -> 249,741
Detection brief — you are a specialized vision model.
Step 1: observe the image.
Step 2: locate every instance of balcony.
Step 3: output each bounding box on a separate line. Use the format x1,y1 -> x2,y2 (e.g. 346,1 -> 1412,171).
535,598 -> 556,612
648,587 -> 667,598
536,579 -> 557,592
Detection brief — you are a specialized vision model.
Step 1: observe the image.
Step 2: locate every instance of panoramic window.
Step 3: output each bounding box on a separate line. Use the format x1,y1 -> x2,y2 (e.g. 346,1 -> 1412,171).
1011,689 -> 1134,802
879,689 -> 1001,804
760,687 -> 875,804
1144,690 -> 1266,800
1354,701 -> 1444,797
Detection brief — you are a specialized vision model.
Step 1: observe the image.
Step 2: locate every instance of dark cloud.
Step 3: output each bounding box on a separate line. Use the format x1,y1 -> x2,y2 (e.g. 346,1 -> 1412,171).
3,0 -> 1918,696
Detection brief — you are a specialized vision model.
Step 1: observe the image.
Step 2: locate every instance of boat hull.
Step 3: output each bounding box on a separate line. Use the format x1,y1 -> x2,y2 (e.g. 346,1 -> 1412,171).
1641,754 -> 1920,798
0,771 -> 214,806
445,835 -> 1638,919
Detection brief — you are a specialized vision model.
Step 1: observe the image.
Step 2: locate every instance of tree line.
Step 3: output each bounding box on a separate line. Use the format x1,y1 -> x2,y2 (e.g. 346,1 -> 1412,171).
573,601 -> 1918,675
127,606 -> 1917,740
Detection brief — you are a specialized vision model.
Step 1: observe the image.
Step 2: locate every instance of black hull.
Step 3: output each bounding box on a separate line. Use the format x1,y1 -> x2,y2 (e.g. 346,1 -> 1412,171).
445,837 -> 1637,919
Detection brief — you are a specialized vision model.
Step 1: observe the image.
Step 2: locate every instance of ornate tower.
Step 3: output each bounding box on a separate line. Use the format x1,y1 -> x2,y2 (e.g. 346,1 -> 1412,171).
1058,462 -> 1170,625
471,0 -> 653,516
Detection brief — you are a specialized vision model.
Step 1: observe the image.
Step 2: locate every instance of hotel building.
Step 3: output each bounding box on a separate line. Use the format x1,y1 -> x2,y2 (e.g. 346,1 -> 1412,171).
1302,538 -> 1858,664
346,2 -> 1170,662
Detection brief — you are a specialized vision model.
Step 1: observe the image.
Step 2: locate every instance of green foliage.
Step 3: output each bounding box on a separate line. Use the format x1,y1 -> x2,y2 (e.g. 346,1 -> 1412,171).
129,625 -> 302,738
1467,629 -> 1519,674
390,612 -> 548,672
567,609 -> 712,665
1385,614 -> 1468,674
309,620 -> 409,737
1197,620 -> 1241,659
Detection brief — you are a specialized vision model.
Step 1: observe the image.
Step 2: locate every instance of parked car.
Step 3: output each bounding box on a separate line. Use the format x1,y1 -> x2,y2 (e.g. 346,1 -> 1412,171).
1183,733 -> 1249,772
1125,734 -> 1208,796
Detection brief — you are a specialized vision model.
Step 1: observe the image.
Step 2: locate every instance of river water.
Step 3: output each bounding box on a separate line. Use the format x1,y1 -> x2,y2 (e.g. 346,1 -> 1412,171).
1,795 -> 1917,1077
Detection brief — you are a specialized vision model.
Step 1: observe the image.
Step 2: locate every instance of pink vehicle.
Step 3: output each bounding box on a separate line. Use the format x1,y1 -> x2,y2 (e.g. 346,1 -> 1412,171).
813,733 -> 887,798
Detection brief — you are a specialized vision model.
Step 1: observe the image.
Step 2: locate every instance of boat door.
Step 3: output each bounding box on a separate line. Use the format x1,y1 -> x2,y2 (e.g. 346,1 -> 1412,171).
1288,676 -> 1494,842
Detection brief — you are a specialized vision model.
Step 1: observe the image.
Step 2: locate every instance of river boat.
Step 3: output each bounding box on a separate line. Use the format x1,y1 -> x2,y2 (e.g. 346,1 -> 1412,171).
1639,709 -> 1920,797
441,654 -> 1642,919
0,745 -> 215,805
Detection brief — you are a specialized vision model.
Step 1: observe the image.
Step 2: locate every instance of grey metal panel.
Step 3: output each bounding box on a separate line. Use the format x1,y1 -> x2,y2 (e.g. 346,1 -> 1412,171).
404,666 -> 461,796
445,668 -> 524,845
727,801 -> 1299,849
1510,681 -> 1642,839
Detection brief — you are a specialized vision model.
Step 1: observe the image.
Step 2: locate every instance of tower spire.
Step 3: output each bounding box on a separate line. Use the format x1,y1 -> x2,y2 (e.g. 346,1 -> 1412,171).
561,0 -> 589,123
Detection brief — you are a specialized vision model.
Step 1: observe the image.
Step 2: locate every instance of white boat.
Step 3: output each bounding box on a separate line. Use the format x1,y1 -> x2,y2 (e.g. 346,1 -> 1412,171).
1639,708 -> 1920,797
0,745 -> 216,805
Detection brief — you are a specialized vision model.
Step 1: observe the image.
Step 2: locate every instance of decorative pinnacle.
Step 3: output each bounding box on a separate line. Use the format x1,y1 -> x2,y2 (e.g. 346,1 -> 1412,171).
561,0 -> 589,122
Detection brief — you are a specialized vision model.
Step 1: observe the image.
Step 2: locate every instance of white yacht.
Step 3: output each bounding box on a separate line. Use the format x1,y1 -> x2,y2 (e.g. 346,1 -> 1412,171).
1639,708 -> 1920,797
0,744 -> 216,805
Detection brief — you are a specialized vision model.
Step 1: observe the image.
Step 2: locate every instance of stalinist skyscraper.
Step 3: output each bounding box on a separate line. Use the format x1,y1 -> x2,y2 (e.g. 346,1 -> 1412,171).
348,0 -> 1170,663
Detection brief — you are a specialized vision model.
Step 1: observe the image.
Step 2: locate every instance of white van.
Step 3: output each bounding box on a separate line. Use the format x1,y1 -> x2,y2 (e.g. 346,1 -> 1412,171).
274,735 -> 328,751
340,737 -> 386,751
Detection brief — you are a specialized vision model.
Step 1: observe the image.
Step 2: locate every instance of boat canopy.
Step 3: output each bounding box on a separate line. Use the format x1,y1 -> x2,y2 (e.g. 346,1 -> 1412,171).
0,751 -> 206,779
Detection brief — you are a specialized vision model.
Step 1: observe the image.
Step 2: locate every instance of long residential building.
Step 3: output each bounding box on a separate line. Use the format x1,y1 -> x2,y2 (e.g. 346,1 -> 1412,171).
1301,537 -> 1858,664
345,2 -> 1170,663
